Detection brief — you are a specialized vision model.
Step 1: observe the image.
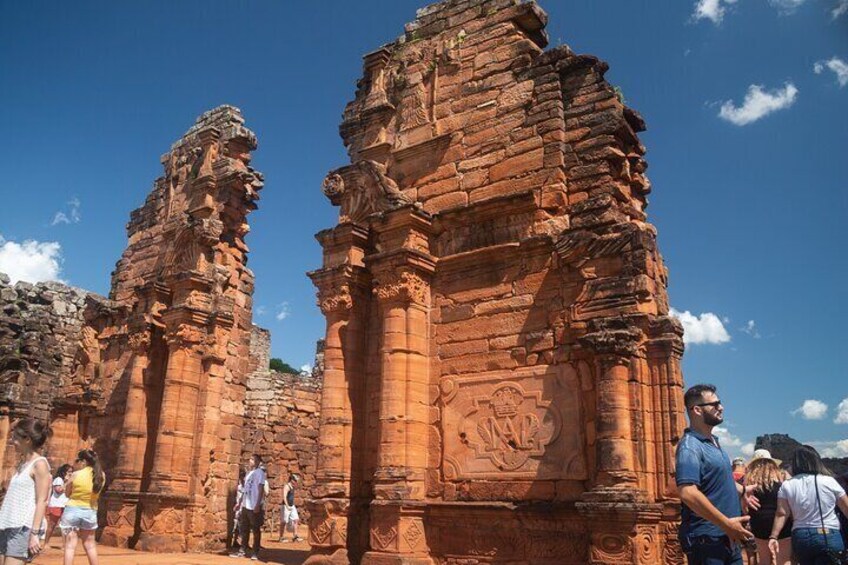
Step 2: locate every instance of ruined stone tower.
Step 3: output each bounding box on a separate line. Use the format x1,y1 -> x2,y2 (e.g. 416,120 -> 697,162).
307,1 -> 686,563
0,105 -> 265,551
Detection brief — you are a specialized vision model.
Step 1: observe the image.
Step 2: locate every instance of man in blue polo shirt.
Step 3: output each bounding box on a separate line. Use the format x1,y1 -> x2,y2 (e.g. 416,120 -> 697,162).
676,383 -> 755,564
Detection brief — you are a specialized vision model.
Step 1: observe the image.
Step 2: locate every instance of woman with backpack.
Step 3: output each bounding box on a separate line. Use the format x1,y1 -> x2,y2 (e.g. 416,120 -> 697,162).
769,445 -> 848,565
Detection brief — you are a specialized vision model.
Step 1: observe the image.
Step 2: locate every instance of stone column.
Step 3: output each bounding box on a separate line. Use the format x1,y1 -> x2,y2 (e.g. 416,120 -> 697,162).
138,308 -> 206,552
363,206 -> 435,565
306,224 -> 371,565
371,268 -> 431,501
594,353 -> 638,488
576,318 -> 656,564
101,329 -> 152,547
111,331 -> 152,493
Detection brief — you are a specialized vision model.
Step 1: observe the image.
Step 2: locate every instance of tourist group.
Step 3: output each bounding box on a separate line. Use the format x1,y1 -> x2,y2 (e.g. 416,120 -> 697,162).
0,419 -> 302,564
228,452 -> 302,561
0,419 -> 103,565
678,384 -> 848,565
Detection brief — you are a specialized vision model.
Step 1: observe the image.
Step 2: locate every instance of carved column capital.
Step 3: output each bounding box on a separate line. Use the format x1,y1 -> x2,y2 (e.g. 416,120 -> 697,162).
127,331 -> 151,352
318,284 -> 354,316
578,317 -> 644,361
164,323 -> 205,351
372,270 -> 430,307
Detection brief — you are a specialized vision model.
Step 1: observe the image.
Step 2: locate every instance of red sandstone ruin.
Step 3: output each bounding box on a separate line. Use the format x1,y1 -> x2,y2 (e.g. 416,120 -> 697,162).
306,1 -> 686,563
0,106 -> 321,552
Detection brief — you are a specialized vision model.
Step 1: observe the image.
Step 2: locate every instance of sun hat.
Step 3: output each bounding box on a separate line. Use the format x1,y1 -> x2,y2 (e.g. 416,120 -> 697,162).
748,448 -> 782,466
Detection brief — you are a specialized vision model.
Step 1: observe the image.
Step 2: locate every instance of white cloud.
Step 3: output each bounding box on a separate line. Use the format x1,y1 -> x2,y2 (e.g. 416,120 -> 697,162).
818,439 -> 848,458
275,302 -> 291,321
833,0 -> 848,19
835,397 -> 848,424
255,305 -> 267,316
714,426 -> 743,447
741,443 -> 755,457
740,320 -> 761,338
0,235 -> 63,284
718,82 -> 798,126
768,0 -> 807,14
51,198 -> 81,226
670,308 -> 731,345
692,0 -> 738,24
299,364 -> 312,375
791,399 -> 828,420
814,57 -> 848,87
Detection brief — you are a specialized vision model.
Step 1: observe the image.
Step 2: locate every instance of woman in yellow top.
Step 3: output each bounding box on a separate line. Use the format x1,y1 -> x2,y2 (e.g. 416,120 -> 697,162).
59,449 -> 104,565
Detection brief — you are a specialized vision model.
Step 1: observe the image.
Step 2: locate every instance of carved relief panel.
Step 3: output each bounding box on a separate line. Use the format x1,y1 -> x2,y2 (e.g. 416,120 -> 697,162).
440,366 -> 587,480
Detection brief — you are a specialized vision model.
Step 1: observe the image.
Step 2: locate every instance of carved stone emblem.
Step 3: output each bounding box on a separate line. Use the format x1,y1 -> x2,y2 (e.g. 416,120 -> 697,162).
467,382 -> 558,472
440,367 -> 585,480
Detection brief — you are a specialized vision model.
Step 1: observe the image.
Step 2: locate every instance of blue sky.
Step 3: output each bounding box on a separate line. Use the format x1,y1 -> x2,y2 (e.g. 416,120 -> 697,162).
0,1 -> 846,459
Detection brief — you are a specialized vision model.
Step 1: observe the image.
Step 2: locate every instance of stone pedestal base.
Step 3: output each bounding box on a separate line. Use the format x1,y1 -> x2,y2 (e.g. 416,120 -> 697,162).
360,552 -> 434,565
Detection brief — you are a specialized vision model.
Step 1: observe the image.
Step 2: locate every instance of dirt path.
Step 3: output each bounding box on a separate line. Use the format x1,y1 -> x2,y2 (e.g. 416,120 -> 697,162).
35,538 -> 310,565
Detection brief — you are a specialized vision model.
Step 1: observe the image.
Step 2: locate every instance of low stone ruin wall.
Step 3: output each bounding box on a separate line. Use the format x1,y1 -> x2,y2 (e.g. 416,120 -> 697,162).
243,366 -> 322,527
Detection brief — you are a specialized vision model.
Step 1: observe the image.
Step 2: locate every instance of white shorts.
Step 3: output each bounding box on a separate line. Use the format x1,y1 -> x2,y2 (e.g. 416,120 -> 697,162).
283,506 -> 299,524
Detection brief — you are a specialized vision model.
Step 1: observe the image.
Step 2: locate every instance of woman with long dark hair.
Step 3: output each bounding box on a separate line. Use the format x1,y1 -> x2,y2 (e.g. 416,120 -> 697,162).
60,449 -> 105,565
769,445 -> 848,564
0,418 -> 52,564
45,464 -> 73,546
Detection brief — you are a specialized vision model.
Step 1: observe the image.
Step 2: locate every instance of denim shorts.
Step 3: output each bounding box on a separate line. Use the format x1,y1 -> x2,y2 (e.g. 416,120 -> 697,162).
0,526 -> 31,560
59,505 -> 98,533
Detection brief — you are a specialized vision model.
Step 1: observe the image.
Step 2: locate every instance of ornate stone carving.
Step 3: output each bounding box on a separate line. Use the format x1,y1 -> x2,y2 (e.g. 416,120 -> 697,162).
440,368 -> 585,480
635,525 -> 659,564
318,284 -> 353,315
589,532 -> 632,564
322,160 -> 412,224
370,524 -> 398,551
127,331 -> 151,352
402,520 -> 424,550
373,271 -> 429,306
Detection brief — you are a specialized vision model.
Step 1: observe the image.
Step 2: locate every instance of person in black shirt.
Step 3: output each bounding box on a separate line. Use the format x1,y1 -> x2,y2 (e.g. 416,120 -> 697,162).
744,450 -> 792,565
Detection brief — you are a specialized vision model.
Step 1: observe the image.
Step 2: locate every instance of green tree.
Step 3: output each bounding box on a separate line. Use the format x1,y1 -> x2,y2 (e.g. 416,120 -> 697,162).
269,358 -> 299,374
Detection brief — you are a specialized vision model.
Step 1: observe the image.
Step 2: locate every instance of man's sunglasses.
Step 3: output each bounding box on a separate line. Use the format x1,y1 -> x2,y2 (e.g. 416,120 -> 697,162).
696,400 -> 722,408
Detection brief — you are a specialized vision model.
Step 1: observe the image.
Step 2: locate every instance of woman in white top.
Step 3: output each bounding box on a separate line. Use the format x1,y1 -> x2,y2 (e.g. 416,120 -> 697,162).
0,419 -> 52,564
44,464 -> 72,546
769,445 -> 848,565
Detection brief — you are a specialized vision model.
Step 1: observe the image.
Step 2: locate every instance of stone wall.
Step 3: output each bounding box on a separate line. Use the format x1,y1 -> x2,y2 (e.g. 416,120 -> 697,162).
241,325 -> 322,526
307,1 -> 686,563
0,275 -> 116,480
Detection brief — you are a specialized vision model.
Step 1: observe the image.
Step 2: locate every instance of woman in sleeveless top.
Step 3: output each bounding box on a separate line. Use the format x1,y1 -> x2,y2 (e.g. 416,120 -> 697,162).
0,418 -> 52,565
60,449 -> 105,565
280,474 -> 301,543
744,450 -> 792,564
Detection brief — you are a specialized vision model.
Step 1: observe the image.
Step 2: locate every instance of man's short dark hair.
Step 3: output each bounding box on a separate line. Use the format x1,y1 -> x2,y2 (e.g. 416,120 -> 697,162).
252,453 -> 263,465
684,383 -> 717,410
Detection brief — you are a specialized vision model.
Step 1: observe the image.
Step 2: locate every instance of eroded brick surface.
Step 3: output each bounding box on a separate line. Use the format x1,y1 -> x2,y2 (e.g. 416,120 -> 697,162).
308,1 -> 686,563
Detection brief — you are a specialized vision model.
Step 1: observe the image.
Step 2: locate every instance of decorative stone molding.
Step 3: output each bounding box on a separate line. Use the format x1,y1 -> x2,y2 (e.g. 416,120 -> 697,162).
322,160 -> 412,224
127,331 -> 151,352
318,284 -> 354,315
372,270 -> 429,306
